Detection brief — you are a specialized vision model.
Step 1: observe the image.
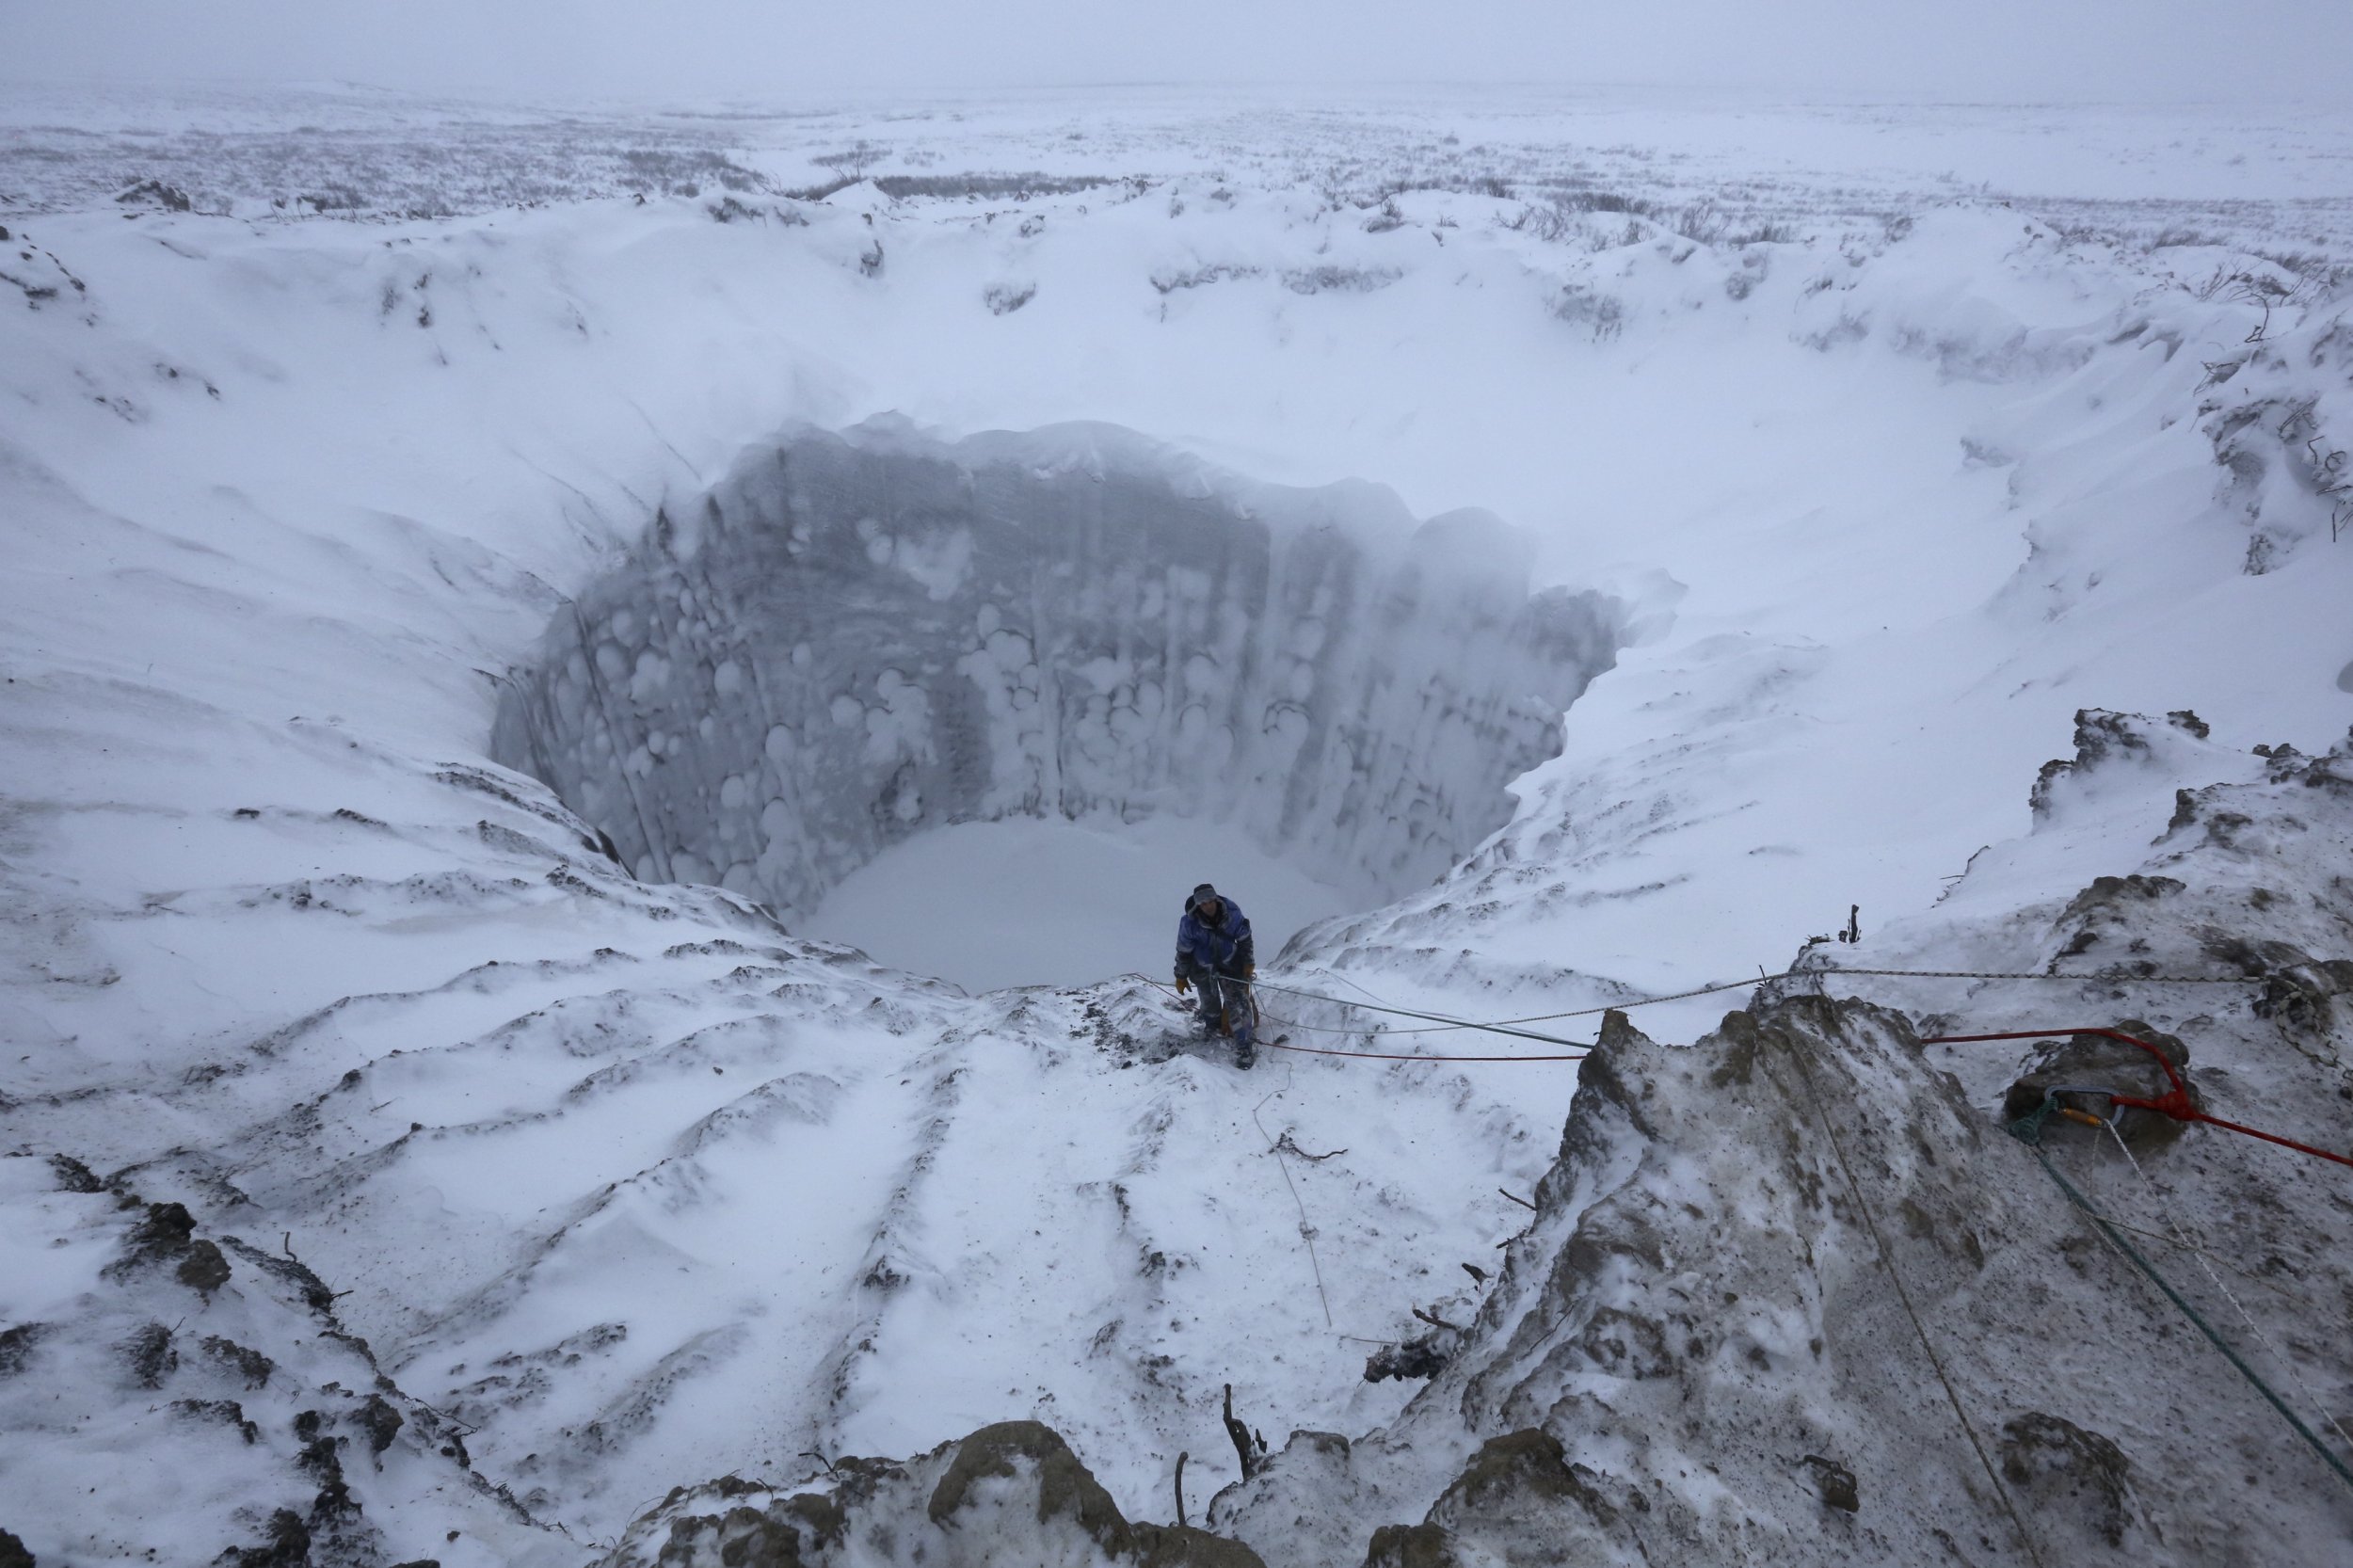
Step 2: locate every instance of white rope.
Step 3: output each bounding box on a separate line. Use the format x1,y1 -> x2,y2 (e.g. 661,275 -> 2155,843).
1250,1063 -> 1333,1329
2103,1121 -> 2353,1460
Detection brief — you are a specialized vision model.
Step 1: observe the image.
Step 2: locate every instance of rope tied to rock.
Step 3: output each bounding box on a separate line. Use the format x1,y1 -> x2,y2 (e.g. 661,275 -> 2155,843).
1927,1029 -> 2353,1172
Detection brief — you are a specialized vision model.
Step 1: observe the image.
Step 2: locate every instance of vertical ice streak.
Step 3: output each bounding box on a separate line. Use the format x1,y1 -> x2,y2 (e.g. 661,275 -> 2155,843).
494,421 -> 1626,927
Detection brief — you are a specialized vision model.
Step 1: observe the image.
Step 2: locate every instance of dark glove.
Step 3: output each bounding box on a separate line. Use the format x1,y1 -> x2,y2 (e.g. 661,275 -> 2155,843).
1245,963 -> 1256,980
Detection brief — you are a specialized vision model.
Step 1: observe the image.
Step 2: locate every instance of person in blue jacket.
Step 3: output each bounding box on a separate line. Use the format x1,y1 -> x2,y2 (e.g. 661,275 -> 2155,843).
1174,882 -> 1257,1067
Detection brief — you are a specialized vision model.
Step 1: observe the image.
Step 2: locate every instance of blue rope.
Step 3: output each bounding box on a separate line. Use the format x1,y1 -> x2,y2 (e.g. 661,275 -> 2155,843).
2009,1099 -> 2353,1496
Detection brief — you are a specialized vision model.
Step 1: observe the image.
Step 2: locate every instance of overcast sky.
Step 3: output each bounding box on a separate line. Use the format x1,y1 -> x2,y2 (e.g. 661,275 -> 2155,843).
4,0 -> 2348,104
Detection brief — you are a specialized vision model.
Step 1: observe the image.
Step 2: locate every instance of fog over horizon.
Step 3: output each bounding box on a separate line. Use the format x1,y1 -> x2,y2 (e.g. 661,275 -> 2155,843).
4,0 -> 2349,106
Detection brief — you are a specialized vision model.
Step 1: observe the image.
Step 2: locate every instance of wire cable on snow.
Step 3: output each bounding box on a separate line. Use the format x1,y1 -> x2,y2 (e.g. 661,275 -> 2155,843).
2065,1210 -> 2311,1304
1250,1064 -> 1334,1329
1246,979 -> 1595,1049
1138,963 -> 2258,1058
1813,966 -> 2260,985
1257,1021 -> 1587,1063
2099,1118 -> 2353,1465
1240,962 -> 2261,1061
1137,966 -> 2266,1067
1788,1039 -> 2048,1568
1257,964 -> 2263,1041
1299,963 -> 1402,1008
1129,973 -> 1590,1060
2009,1097 -> 2353,1497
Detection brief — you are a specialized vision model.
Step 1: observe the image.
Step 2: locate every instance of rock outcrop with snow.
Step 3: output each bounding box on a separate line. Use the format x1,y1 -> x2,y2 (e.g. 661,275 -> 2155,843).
1198,717 -> 2353,1565
604,1420 -> 1262,1568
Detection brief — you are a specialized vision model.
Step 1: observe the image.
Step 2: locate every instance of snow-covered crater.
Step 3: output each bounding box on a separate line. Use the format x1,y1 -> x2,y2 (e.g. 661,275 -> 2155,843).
493,422 -> 1625,947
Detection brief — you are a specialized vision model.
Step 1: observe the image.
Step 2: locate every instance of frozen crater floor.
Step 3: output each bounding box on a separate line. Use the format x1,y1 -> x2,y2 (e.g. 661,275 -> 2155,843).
806,814 -> 1352,991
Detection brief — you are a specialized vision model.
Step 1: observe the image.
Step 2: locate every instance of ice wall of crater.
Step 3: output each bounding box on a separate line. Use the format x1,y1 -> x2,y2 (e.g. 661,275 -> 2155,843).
493,422 -> 1624,927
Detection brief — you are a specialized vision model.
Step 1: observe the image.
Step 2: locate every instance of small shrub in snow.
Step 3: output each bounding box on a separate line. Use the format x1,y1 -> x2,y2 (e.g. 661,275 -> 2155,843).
1551,284 -> 1625,342
983,281 -> 1035,315
1150,263 -> 1261,294
1280,265 -> 1401,296
782,175 -> 858,202
116,179 -> 193,212
623,148 -> 763,198
873,172 -> 1112,201
813,141 -> 886,182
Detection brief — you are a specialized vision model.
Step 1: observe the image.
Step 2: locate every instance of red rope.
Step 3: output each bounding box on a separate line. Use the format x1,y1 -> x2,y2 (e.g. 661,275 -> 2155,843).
2109,1101 -> 2353,1170
1924,1029 -> 2190,1097
1926,1028 -> 2352,1172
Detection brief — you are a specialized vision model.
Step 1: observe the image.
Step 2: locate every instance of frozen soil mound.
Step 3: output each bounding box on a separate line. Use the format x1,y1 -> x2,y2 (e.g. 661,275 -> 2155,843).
1215,997 -> 2267,1564
491,422 -> 1623,924
605,1419 -> 1261,1568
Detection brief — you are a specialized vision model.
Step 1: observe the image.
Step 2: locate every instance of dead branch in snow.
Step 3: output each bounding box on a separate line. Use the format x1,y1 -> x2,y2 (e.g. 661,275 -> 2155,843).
1223,1384 -> 1268,1480
1273,1129 -> 1345,1161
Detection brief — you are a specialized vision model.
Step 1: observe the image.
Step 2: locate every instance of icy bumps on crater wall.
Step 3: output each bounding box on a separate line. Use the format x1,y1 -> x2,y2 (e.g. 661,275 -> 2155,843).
493,422 -> 1626,930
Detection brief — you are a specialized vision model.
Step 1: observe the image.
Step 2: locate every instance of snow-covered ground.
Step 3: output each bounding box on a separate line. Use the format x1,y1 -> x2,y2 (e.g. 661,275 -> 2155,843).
2,83 -> 2350,1565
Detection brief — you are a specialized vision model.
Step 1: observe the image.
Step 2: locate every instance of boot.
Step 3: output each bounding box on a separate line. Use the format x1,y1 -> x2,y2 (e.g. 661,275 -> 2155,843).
1233,1020 -> 1257,1070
